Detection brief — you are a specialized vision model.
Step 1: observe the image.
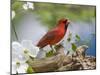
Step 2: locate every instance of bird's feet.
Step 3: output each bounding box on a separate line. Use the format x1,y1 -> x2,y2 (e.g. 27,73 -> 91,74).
50,45 -> 56,53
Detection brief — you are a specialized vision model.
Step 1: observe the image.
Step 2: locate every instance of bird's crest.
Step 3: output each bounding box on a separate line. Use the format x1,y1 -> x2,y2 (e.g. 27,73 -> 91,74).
58,18 -> 68,24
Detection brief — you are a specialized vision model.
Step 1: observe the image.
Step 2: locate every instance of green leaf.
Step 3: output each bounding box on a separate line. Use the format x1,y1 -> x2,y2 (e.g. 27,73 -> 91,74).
12,1 -> 23,11
71,43 -> 77,51
67,37 -> 71,42
75,34 -> 80,41
46,50 -> 54,57
26,66 -> 34,74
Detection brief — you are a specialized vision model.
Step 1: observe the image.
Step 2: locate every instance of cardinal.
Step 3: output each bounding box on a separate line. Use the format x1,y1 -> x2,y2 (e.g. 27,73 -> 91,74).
36,18 -> 70,58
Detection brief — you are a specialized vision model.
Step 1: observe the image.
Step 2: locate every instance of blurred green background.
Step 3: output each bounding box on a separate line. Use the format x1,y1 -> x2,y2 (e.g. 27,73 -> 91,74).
12,0 -> 95,29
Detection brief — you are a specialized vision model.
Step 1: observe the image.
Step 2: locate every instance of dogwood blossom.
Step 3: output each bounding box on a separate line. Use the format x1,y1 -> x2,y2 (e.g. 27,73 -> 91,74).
12,10 -> 15,19
23,2 -> 34,10
12,40 -> 39,74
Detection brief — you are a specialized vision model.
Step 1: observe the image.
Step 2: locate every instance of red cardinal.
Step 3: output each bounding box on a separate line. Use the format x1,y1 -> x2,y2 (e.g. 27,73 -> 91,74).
37,18 -> 70,51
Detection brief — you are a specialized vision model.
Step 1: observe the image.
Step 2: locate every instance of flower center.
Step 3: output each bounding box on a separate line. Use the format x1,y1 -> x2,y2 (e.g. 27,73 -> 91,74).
16,61 -> 20,67
23,49 -> 29,54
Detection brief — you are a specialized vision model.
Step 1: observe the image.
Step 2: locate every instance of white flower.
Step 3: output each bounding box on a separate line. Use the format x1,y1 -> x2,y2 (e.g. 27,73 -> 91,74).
12,60 -> 28,74
12,10 -> 16,19
12,40 -> 39,74
23,3 -> 28,10
12,40 -> 39,60
22,2 -> 34,10
27,2 -> 34,10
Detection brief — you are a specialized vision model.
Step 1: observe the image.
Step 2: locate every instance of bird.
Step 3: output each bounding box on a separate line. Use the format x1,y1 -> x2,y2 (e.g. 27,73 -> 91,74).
36,18 -> 70,58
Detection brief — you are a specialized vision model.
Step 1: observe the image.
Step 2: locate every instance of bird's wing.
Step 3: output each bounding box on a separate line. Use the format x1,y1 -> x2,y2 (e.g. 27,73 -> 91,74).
37,29 -> 57,48
45,30 -> 56,40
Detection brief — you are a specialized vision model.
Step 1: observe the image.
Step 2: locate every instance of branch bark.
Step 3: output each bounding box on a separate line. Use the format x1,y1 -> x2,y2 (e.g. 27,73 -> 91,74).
27,44 -> 96,73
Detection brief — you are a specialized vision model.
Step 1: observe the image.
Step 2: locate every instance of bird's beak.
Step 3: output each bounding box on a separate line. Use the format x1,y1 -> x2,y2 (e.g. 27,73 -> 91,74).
68,21 -> 70,25
66,20 -> 70,25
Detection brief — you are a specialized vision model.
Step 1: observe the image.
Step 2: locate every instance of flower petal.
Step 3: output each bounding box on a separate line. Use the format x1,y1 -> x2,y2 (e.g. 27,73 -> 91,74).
12,10 -> 15,19
12,41 -> 23,54
21,40 -> 39,57
30,46 -> 39,57
27,2 -> 34,10
12,61 -> 17,74
36,50 -> 46,59
12,61 -> 28,74
23,3 -> 28,10
12,42 -> 26,61
17,63 -> 28,73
